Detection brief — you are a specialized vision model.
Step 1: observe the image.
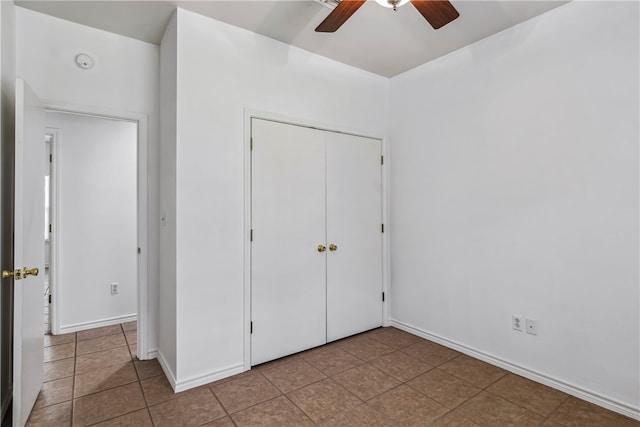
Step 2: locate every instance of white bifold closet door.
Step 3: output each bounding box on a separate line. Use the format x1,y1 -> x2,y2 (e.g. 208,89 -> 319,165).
251,118 -> 382,365
326,132 -> 382,341
251,119 -> 327,365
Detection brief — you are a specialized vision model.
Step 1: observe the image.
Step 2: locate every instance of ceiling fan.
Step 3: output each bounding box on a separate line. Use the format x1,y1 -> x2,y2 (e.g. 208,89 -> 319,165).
315,0 -> 459,32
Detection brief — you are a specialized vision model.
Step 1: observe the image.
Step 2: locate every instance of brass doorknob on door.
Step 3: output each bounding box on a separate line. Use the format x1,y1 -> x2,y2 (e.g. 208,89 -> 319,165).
329,244 -> 338,251
317,245 -> 326,253
2,270 -> 18,279
23,267 -> 39,278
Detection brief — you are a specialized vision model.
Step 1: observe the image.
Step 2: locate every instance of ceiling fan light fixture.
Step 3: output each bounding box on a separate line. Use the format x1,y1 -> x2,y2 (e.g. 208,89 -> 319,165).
374,0 -> 410,11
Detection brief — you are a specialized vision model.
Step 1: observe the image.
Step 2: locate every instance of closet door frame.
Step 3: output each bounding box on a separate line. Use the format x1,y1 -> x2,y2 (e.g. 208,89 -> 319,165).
242,109 -> 390,371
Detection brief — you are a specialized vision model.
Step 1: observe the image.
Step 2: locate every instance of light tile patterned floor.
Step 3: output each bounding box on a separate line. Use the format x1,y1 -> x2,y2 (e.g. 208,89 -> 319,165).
27,325 -> 639,426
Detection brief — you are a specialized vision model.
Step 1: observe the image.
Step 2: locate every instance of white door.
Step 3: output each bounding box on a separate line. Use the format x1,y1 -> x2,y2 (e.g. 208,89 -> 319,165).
13,78 -> 45,426
326,132 -> 382,341
251,119 -> 327,365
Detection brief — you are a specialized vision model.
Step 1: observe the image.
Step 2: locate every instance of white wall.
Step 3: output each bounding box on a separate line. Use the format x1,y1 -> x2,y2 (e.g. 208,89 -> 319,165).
0,0 -> 16,419
158,12 -> 177,379
16,7 -> 160,353
162,8 -> 389,387
389,0 -> 639,417
47,112 -> 137,330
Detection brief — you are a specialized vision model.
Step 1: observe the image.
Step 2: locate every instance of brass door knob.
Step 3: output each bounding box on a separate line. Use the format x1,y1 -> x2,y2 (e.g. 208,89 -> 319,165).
329,244 -> 338,252
23,267 -> 39,278
2,269 -> 22,280
317,245 -> 326,253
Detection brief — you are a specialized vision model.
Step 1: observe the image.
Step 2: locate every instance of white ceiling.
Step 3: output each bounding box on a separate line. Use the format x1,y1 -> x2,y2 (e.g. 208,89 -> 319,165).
15,0 -> 569,77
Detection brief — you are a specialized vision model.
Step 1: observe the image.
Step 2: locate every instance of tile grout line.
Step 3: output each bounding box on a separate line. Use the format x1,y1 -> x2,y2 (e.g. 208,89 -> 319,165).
206,387 -> 235,426
67,330 -> 137,401
289,376 -> 365,424
316,344 -> 433,425
81,324 -> 145,427
542,394 -> 572,426
254,333 -> 406,424
282,394 -> 317,425
403,372 -> 482,408
122,325 -> 132,352
391,354 -> 444,422
122,322 -> 156,427
75,334 -> 128,358
258,359 -> 328,395
75,344 -> 130,360
315,335 -> 475,425
215,369 -> 329,421
75,325 -> 122,340
73,379 -> 141,401
220,393 -> 293,424
359,352 -> 470,426
219,371 -> 285,418
482,375 -> 566,421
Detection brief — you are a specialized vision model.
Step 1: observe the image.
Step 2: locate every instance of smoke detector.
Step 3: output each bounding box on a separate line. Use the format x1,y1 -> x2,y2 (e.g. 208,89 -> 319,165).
75,54 -> 94,70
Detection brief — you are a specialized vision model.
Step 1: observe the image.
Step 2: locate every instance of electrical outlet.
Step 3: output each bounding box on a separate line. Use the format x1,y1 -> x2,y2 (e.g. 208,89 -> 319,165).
110,282 -> 119,294
512,315 -> 524,332
526,319 -> 538,335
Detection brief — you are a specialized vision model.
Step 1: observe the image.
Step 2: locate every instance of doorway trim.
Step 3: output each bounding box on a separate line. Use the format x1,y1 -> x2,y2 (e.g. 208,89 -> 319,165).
45,128 -> 58,337
43,101 -> 150,360
242,108 -> 390,371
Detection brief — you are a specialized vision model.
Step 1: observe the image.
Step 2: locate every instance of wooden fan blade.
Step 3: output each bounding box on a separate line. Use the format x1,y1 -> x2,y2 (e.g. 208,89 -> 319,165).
410,0 -> 459,29
315,0 -> 367,33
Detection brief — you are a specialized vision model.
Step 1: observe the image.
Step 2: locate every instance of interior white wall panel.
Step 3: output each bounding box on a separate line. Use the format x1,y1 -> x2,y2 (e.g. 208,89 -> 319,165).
389,0 -> 639,414
158,11 -> 178,381
47,112 -> 137,330
16,7 -> 160,352
171,8 -> 389,386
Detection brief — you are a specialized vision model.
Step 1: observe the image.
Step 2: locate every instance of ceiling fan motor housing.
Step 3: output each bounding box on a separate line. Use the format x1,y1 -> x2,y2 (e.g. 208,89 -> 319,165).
387,0 -> 402,11
315,0 -> 459,32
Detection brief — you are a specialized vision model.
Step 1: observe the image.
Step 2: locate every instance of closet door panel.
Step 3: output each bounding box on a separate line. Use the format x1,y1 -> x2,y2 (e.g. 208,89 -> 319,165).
251,119 -> 327,365
326,133 -> 383,342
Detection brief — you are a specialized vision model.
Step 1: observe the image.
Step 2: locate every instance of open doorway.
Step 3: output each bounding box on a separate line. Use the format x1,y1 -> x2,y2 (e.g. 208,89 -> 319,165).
45,111 -> 139,345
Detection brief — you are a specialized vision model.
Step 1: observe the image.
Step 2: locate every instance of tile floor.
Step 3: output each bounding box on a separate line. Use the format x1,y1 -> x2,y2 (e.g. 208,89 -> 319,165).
27,324 -> 639,426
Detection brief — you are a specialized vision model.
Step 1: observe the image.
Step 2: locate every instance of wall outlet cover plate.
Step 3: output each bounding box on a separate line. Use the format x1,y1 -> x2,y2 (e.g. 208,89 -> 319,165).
512,314 -> 524,332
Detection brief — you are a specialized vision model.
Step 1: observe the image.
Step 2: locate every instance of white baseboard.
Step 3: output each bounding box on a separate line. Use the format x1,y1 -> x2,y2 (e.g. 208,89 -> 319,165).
389,319 -> 640,422
174,364 -> 245,393
155,351 -> 246,393
145,348 -> 158,360
156,350 -> 177,391
58,314 -> 137,334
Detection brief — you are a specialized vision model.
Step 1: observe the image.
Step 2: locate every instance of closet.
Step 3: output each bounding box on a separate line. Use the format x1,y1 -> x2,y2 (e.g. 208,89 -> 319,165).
251,118 -> 383,365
